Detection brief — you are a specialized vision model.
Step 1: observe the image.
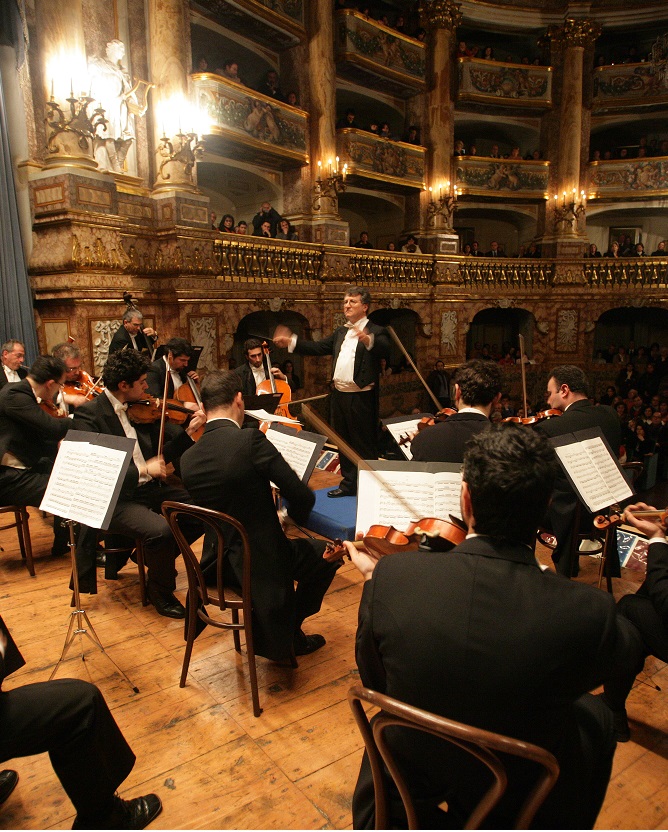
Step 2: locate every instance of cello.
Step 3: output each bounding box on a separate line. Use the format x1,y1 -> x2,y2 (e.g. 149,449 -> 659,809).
255,340 -> 296,426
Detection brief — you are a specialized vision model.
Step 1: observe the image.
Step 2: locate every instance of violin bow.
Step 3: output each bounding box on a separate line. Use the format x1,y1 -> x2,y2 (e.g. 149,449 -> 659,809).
156,357 -> 170,462
518,333 -> 529,419
386,326 -> 446,412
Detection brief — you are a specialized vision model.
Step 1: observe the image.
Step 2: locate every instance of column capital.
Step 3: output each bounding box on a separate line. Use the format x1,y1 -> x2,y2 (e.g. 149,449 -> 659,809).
547,18 -> 601,48
418,0 -> 462,32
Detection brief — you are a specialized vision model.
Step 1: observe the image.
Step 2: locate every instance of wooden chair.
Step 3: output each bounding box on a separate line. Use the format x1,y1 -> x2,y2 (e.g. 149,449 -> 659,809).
161,501 -> 263,717
0,505 -> 34,576
98,535 -> 147,606
348,685 -> 560,830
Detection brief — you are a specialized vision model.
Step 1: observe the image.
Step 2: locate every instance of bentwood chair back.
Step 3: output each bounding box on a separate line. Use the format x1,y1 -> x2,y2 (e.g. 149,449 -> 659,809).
161,501 -> 261,717
0,505 -> 34,576
348,685 -> 560,830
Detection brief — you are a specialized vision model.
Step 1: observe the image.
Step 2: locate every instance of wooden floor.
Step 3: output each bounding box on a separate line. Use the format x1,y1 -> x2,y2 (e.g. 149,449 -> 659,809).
1,471 -> 667,830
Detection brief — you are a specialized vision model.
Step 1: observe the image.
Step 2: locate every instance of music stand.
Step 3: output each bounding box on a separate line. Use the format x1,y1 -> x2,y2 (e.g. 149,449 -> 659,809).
40,431 -> 139,693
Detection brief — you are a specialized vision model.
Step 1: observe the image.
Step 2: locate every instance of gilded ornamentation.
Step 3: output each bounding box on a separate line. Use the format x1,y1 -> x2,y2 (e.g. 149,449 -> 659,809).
418,0 -> 462,31
553,267 -> 586,286
215,238 -> 322,282
456,158 -> 549,194
189,317 -> 217,371
339,130 -> 425,187
556,309 -> 578,353
341,19 -> 426,77
590,158 -> 668,194
460,259 -> 554,288
349,253 -> 432,285
72,235 -> 128,272
548,18 -> 601,48
440,310 -> 457,354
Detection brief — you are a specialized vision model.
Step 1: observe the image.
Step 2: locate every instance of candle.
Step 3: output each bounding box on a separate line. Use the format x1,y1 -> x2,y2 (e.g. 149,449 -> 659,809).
562,191 -> 566,207
50,79 -> 54,100
70,78 -> 74,97
335,155 -> 339,173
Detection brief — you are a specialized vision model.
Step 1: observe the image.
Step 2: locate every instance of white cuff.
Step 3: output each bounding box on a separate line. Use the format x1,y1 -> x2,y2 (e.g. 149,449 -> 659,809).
365,332 -> 374,351
288,333 -> 297,353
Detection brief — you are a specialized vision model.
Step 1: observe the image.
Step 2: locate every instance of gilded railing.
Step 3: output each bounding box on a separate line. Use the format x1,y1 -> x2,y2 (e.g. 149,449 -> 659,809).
583,258 -> 668,288
593,62 -> 668,108
456,156 -> 549,198
335,9 -> 426,94
459,258 -> 555,288
457,57 -> 552,107
337,128 -> 426,190
246,0 -> 303,25
588,157 -> 668,198
192,73 -> 308,166
213,235 -> 323,281
348,252 -> 434,284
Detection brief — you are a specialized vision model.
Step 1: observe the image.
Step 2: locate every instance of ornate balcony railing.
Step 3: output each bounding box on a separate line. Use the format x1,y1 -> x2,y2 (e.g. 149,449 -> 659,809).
335,9 -> 426,97
458,258 -> 555,289
457,58 -> 552,108
213,235 -> 323,281
593,62 -> 668,109
348,251 -> 434,285
583,258 -> 668,288
455,156 -> 550,198
588,157 -> 668,198
336,128 -> 426,191
191,0 -> 304,49
192,73 -> 308,168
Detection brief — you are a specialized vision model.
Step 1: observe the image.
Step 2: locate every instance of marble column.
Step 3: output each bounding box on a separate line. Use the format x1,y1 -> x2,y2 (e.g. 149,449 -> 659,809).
418,0 -> 461,254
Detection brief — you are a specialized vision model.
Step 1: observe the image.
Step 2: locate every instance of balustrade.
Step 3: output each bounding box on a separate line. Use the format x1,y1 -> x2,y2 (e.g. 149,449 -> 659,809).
593,62 -> 668,108
213,235 -> 322,282
588,157 -> 668,198
455,156 -> 549,198
457,57 -> 552,108
336,128 -> 426,191
583,258 -> 668,288
458,258 -> 555,288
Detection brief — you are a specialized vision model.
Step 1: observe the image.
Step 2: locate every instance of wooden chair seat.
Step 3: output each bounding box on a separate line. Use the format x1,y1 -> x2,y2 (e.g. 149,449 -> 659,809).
0,505 -> 34,576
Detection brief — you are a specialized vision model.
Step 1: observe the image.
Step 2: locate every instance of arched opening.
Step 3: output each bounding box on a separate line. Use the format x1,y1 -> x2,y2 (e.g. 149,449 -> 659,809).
368,307 -> 420,372
338,189 -> 406,250
593,307 -> 668,359
232,310 -> 311,379
466,307 -> 536,360
197,158 -> 281,228
454,206 -> 539,256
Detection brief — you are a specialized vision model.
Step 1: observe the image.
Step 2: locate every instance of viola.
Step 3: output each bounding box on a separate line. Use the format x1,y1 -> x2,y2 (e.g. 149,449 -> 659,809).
62,369 -> 104,401
405,515 -> 467,550
39,398 -> 68,418
127,395 -> 193,425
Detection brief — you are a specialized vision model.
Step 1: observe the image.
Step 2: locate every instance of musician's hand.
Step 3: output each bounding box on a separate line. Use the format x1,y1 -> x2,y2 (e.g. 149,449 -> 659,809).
187,408 -> 207,436
273,325 -> 293,349
142,327 -> 157,338
187,370 -> 199,383
145,456 -> 167,479
345,541 -> 377,580
63,393 -> 88,408
270,367 -> 287,381
0,630 -> 6,658
355,327 -> 372,348
182,401 -> 199,412
622,502 -> 666,539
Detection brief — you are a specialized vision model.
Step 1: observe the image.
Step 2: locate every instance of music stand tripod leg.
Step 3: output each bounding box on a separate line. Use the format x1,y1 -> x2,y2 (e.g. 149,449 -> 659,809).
49,520 -> 139,694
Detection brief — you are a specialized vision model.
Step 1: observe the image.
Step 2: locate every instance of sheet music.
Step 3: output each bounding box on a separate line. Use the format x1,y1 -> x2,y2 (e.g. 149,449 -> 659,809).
265,427 -> 318,481
554,443 -> 612,513
434,471 -> 464,518
581,437 -> 633,503
41,441 -> 129,528
383,417 -> 426,461
246,408 -> 301,425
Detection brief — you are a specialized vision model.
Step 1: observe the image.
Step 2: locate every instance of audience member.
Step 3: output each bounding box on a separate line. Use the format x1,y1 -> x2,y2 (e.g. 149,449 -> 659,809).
252,201 -> 282,236
218,213 -> 235,233
353,231 -> 373,249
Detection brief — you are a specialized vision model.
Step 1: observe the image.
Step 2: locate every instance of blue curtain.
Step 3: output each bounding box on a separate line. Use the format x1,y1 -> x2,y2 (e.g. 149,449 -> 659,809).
0,0 -> 39,360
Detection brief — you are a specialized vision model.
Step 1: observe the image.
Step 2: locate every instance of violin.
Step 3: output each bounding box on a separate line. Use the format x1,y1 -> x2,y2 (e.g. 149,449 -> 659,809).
62,369 -> 104,401
127,395 -> 194,425
502,409 -> 562,426
594,505 -> 668,531
398,408 -> 457,446
39,398 -> 68,418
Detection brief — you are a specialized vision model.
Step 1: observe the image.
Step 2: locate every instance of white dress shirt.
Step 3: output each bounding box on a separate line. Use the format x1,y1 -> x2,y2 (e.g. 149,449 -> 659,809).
104,389 -> 151,485
164,355 -> 184,392
2,365 -> 20,383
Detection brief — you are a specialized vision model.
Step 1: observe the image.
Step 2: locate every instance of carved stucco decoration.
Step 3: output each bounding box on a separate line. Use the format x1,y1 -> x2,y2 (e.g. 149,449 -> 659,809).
319,253 -> 353,282
536,321 -> 550,335
91,319 -> 122,376
123,239 -> 216,275
553,266 -> 586,286
556,309 -> 578,353
255,297 -> 294,313
435,262 -> 461,284
189,317 -> 217,371
440,310 -> 457,354
496,297 -> 514,309
419,0 -> 462,31
73,234 -> 128,272
548,18 -> 601,48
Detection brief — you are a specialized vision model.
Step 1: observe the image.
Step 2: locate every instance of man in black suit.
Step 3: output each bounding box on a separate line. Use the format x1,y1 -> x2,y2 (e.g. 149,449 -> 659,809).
0,355 -> 71,554
411,360 -> 500,463
233,337 -> 287,399
273,286 -> 390,497
603,503 -> 668,742
0,614 -> 161,828
0,340 -> 27,390
145,337 -> 199,401
108,310 -> 157,355
180,370 -> 340,661
535,365 -> 622,577
72,350 -> 206,616
345,426 -> 643,829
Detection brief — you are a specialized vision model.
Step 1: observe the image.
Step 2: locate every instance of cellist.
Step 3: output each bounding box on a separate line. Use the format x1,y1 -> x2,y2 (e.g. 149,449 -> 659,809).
234,337 -> 288,397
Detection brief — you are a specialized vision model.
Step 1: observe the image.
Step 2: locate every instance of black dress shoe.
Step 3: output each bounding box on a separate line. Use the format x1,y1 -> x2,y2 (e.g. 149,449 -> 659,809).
327,487 -> 355,498
294,630 -> 326,655
148,589 -> 186,619
72,793 -> 162,830
0,770 -> 18,805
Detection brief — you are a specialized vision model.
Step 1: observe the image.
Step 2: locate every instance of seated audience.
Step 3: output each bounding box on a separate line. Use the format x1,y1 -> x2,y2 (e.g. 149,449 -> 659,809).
353,231 -> 373,249
275,218 -> 298,241
401,235 -> 422,253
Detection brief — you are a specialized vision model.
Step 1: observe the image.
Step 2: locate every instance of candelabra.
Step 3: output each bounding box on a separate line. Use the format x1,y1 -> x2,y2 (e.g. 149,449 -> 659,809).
45,86 -> 107,164
552,189 -> 587,233
426,183 -> 458,231
156,128 -> 204,185
312,157 -> 347,211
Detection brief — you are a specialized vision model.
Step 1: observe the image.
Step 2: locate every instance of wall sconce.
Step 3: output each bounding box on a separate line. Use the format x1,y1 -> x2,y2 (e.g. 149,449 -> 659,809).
313,156 -> 347,211
426,180 -> 458,231
551,187 -> 586,233
45,83 -> 107,167
156,127 -> 204,186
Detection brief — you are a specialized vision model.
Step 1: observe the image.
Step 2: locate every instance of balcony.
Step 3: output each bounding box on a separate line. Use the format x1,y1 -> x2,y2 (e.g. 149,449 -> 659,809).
588,157 -> 668,199
583,257 -> 668,288
334,10 -> 426,98
459,258 -> 555,289
214,234 -> 323,282
192,73 -> 308,169
336,128 -> 426,192
457,58 -> 552,109
191,0 -> 304,50
593,62 -> 668,110
455,156 -> 550,199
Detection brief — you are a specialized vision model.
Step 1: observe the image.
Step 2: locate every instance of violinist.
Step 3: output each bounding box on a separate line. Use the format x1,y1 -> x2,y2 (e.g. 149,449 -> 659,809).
411,360 -> 501,463
234,337 -> 287,397
108,309 -> 157,356
0,356 -> 71,555
72,350 -> 206,616
51,343 -> 93,412
535,365 -> 622,578
602,503 -> 668,742
0,340 -> 27,389
146,337 -> 199,404
345,425 -> 643,830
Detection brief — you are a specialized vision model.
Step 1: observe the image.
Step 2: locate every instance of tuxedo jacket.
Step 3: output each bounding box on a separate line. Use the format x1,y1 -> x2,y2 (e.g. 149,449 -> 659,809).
0,615 -> 25,687
72,393 -> 194,499
0,379 -> 70,469
0,365 -> 27,391
637,540 -> 668,628
354,535 -> 643,828
108,325 -> 151,355
410,411 -> 489,463
234,362 -> 263,397
180,419 -> 314,661
293,322 -> 390,391
146,357 -> 189,399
